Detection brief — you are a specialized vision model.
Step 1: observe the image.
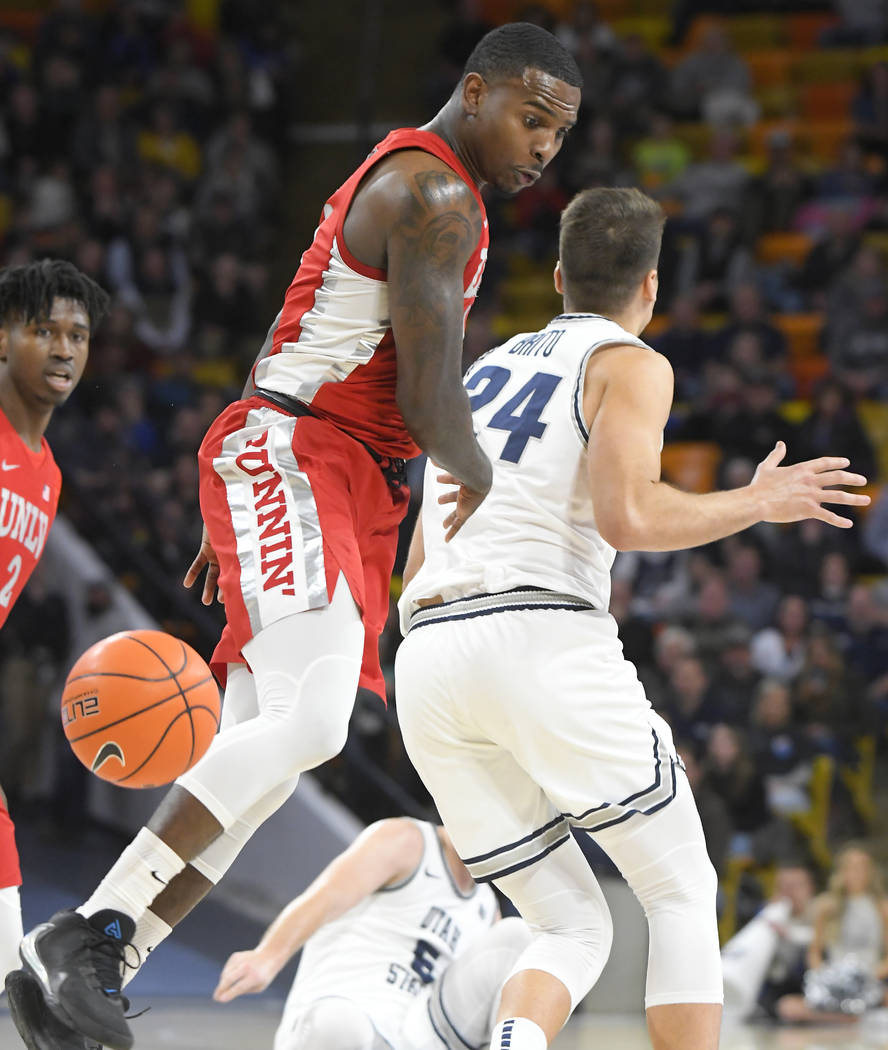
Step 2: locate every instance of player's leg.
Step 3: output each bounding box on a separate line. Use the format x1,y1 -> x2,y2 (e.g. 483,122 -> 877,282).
275,997 -> 393,1050
396,627 -> 614,1050
585,770 -> 722,1050
402,917 -> 534,1050
0,789 -> 22,982
19,582 -> 363,1049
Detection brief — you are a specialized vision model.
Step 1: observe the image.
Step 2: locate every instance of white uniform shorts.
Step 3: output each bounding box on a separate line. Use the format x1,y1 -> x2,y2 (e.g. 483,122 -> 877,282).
395,593 -> 682,883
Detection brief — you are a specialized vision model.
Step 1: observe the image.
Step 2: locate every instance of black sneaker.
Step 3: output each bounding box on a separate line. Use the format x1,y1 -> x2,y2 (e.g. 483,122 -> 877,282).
5,968 -> 102,1050
19,909 -> 134,1050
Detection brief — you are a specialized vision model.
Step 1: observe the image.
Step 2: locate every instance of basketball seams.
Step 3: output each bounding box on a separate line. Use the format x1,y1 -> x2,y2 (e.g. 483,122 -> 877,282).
115,706 -> 219,786
65,675 -> 216,743
61,629 -> 222,788
128,634 -> 200,767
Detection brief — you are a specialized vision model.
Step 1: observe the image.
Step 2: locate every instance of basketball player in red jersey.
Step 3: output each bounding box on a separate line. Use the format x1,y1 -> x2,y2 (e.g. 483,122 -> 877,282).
13,23 -> 581,1050
0,260 -> 109,1041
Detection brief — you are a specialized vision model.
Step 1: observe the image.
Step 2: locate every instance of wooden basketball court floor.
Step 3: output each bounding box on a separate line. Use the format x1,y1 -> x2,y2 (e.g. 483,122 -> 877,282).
4,1001 -> 888,1049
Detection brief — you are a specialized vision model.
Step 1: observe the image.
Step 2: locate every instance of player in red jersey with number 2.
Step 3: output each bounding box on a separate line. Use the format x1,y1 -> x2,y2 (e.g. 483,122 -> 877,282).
15,23 -> 581,1050
0,260 -> 108,1035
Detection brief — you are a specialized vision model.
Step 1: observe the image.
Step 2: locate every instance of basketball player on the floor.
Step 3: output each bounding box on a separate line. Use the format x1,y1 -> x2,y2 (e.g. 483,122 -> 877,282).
11,23 -> 581,1050
394,186 -> 871,1050
214,818 -> 531,1050
0,261 -> 108,1019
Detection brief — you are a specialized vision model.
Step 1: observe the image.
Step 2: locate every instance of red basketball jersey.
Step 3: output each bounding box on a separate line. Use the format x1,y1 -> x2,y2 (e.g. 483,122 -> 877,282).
252,128 -> 489,459
0,408 -> 61,629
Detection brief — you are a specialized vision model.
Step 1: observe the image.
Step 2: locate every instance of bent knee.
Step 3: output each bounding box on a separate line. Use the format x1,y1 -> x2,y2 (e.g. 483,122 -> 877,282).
282,999 -> 377,1050
635,845 -> 718,915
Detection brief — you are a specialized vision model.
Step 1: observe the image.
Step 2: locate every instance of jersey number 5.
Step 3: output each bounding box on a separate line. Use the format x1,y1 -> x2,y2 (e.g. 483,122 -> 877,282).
465,366 -> 561,464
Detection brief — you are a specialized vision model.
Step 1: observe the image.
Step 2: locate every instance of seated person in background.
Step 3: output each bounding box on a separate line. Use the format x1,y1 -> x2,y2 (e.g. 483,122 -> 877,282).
214,818 -> 530,1050
777,844 -> 888,1023
721,863 -> 816,1021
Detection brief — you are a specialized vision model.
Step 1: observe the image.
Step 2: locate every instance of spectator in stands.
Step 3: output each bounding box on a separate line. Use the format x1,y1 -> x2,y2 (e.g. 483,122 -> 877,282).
824,243 -> 886,351
553,0 -> 616,109
829,287 -> 888,398
816,137 -> 881,206
607,34 -> 669,139
703,723 -> 771,860
838,583 -> 888,681
677,207 -> 755,311
854,61 -> 888,159
724,538 -> 780,632
638,623 -> 697,708
862,487 -> 888,569
669,129 -> 749,221
749,678 -> 813,816
607,577 -> 654,670
793,378 -> 877,482
669,23 -> 756,126
649,292 -> 712,400
794,205 -> 862,309
772,518 -> 854,599
632,110 -> 690,194
709,621 -> 761,727
661,654 -> 720,745
136,102 -> 202,183
809,551 -> 853,629
821,0 -> 888,48
794,629 -> 865,756
745,128 -> 813,240
776,843 -> 888,1023
751,594 -> 809,682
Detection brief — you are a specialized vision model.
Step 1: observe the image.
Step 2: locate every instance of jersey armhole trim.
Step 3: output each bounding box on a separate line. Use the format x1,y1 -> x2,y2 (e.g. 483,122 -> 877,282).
572,337 -> 651,446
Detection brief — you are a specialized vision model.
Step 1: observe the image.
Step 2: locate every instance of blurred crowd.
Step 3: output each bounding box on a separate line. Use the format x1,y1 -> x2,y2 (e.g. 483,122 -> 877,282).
0,1 -> 886,904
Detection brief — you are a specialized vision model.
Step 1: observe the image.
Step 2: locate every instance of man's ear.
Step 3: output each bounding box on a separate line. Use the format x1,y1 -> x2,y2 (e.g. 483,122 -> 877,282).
0,327 -> 8,363
461,72 -> 486,118
554,260 -> 564,295
643,269 -> 658,304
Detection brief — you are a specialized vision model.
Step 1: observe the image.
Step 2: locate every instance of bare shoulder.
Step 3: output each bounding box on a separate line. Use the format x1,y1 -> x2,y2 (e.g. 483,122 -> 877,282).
583,343 -> 673,421
364,816 -> 425,853
360,149 -> 481,228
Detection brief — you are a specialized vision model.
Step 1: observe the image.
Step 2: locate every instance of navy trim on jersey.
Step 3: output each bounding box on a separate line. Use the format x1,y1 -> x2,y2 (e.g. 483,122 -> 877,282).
565,727 -> 664,822
576,760 -> 679,835
462,812 -> 568,866
474,832 -> 571,884
570,335 -> 651,446
432,973 -> 478,1050
407,589 -> 597,634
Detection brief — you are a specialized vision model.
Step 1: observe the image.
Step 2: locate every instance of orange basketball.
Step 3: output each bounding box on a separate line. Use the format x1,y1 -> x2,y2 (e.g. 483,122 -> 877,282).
61,630 -> 221,789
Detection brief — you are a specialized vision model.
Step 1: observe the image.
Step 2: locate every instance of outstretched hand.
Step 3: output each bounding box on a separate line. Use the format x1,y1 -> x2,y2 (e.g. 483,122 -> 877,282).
436,472 -> 489,541
751,441 -> 870,528
183,524 -> 222,605
213,949 -> 277,1003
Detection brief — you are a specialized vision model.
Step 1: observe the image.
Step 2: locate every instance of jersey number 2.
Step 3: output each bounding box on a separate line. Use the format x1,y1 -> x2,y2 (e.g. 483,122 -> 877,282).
465,366 -> 561,463
0,555 -> 22,608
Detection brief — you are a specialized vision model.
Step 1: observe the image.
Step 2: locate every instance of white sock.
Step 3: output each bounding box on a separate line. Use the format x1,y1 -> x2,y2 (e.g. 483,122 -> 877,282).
490,1018 -> 548,1050
78,828 -> 185,924
123,909 -> 173,988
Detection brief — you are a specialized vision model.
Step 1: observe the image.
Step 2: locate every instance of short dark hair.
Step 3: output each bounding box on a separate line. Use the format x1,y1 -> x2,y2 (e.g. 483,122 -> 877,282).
0,258 -> 110,330
463,23 -> 582,89
558,188 -> 665,316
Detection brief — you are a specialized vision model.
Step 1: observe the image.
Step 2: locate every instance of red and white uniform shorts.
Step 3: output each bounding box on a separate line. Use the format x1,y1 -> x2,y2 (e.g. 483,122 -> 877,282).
199,396 -> 409,701
0,799 -> 21,889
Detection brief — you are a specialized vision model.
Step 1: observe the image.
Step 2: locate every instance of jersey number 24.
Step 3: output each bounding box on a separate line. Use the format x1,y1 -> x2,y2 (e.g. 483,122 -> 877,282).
465,366 -> 561,464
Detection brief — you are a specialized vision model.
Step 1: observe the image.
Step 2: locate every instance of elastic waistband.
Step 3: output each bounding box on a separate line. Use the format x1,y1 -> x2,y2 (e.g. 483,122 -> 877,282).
407,587 -> 598,632
253,387 -> 407,490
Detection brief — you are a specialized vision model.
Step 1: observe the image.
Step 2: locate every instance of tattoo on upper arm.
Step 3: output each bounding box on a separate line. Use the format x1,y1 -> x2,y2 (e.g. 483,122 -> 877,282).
391,169 -> 481,330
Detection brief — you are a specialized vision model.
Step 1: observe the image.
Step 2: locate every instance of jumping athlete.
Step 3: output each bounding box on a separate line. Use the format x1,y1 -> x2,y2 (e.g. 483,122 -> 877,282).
0,260 -> 108,1047
214,818 -> 530,1050
12,23 -> 581,1050
395,187 -> 871,1050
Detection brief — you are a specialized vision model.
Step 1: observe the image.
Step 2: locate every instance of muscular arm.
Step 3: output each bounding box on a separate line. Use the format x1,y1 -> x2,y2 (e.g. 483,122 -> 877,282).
213,819 -> 425,1002
385,166 -> 492,495
584,347 -> 869,552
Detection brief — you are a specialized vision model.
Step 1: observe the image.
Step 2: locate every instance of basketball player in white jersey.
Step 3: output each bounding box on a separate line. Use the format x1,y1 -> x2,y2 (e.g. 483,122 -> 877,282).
213,818 -> 530,1050
394,187 -> 871,1050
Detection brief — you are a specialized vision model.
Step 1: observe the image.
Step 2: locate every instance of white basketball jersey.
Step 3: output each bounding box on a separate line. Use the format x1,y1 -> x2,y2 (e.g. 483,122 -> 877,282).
400,314 -> 651,630
278,821 -> 496,1047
